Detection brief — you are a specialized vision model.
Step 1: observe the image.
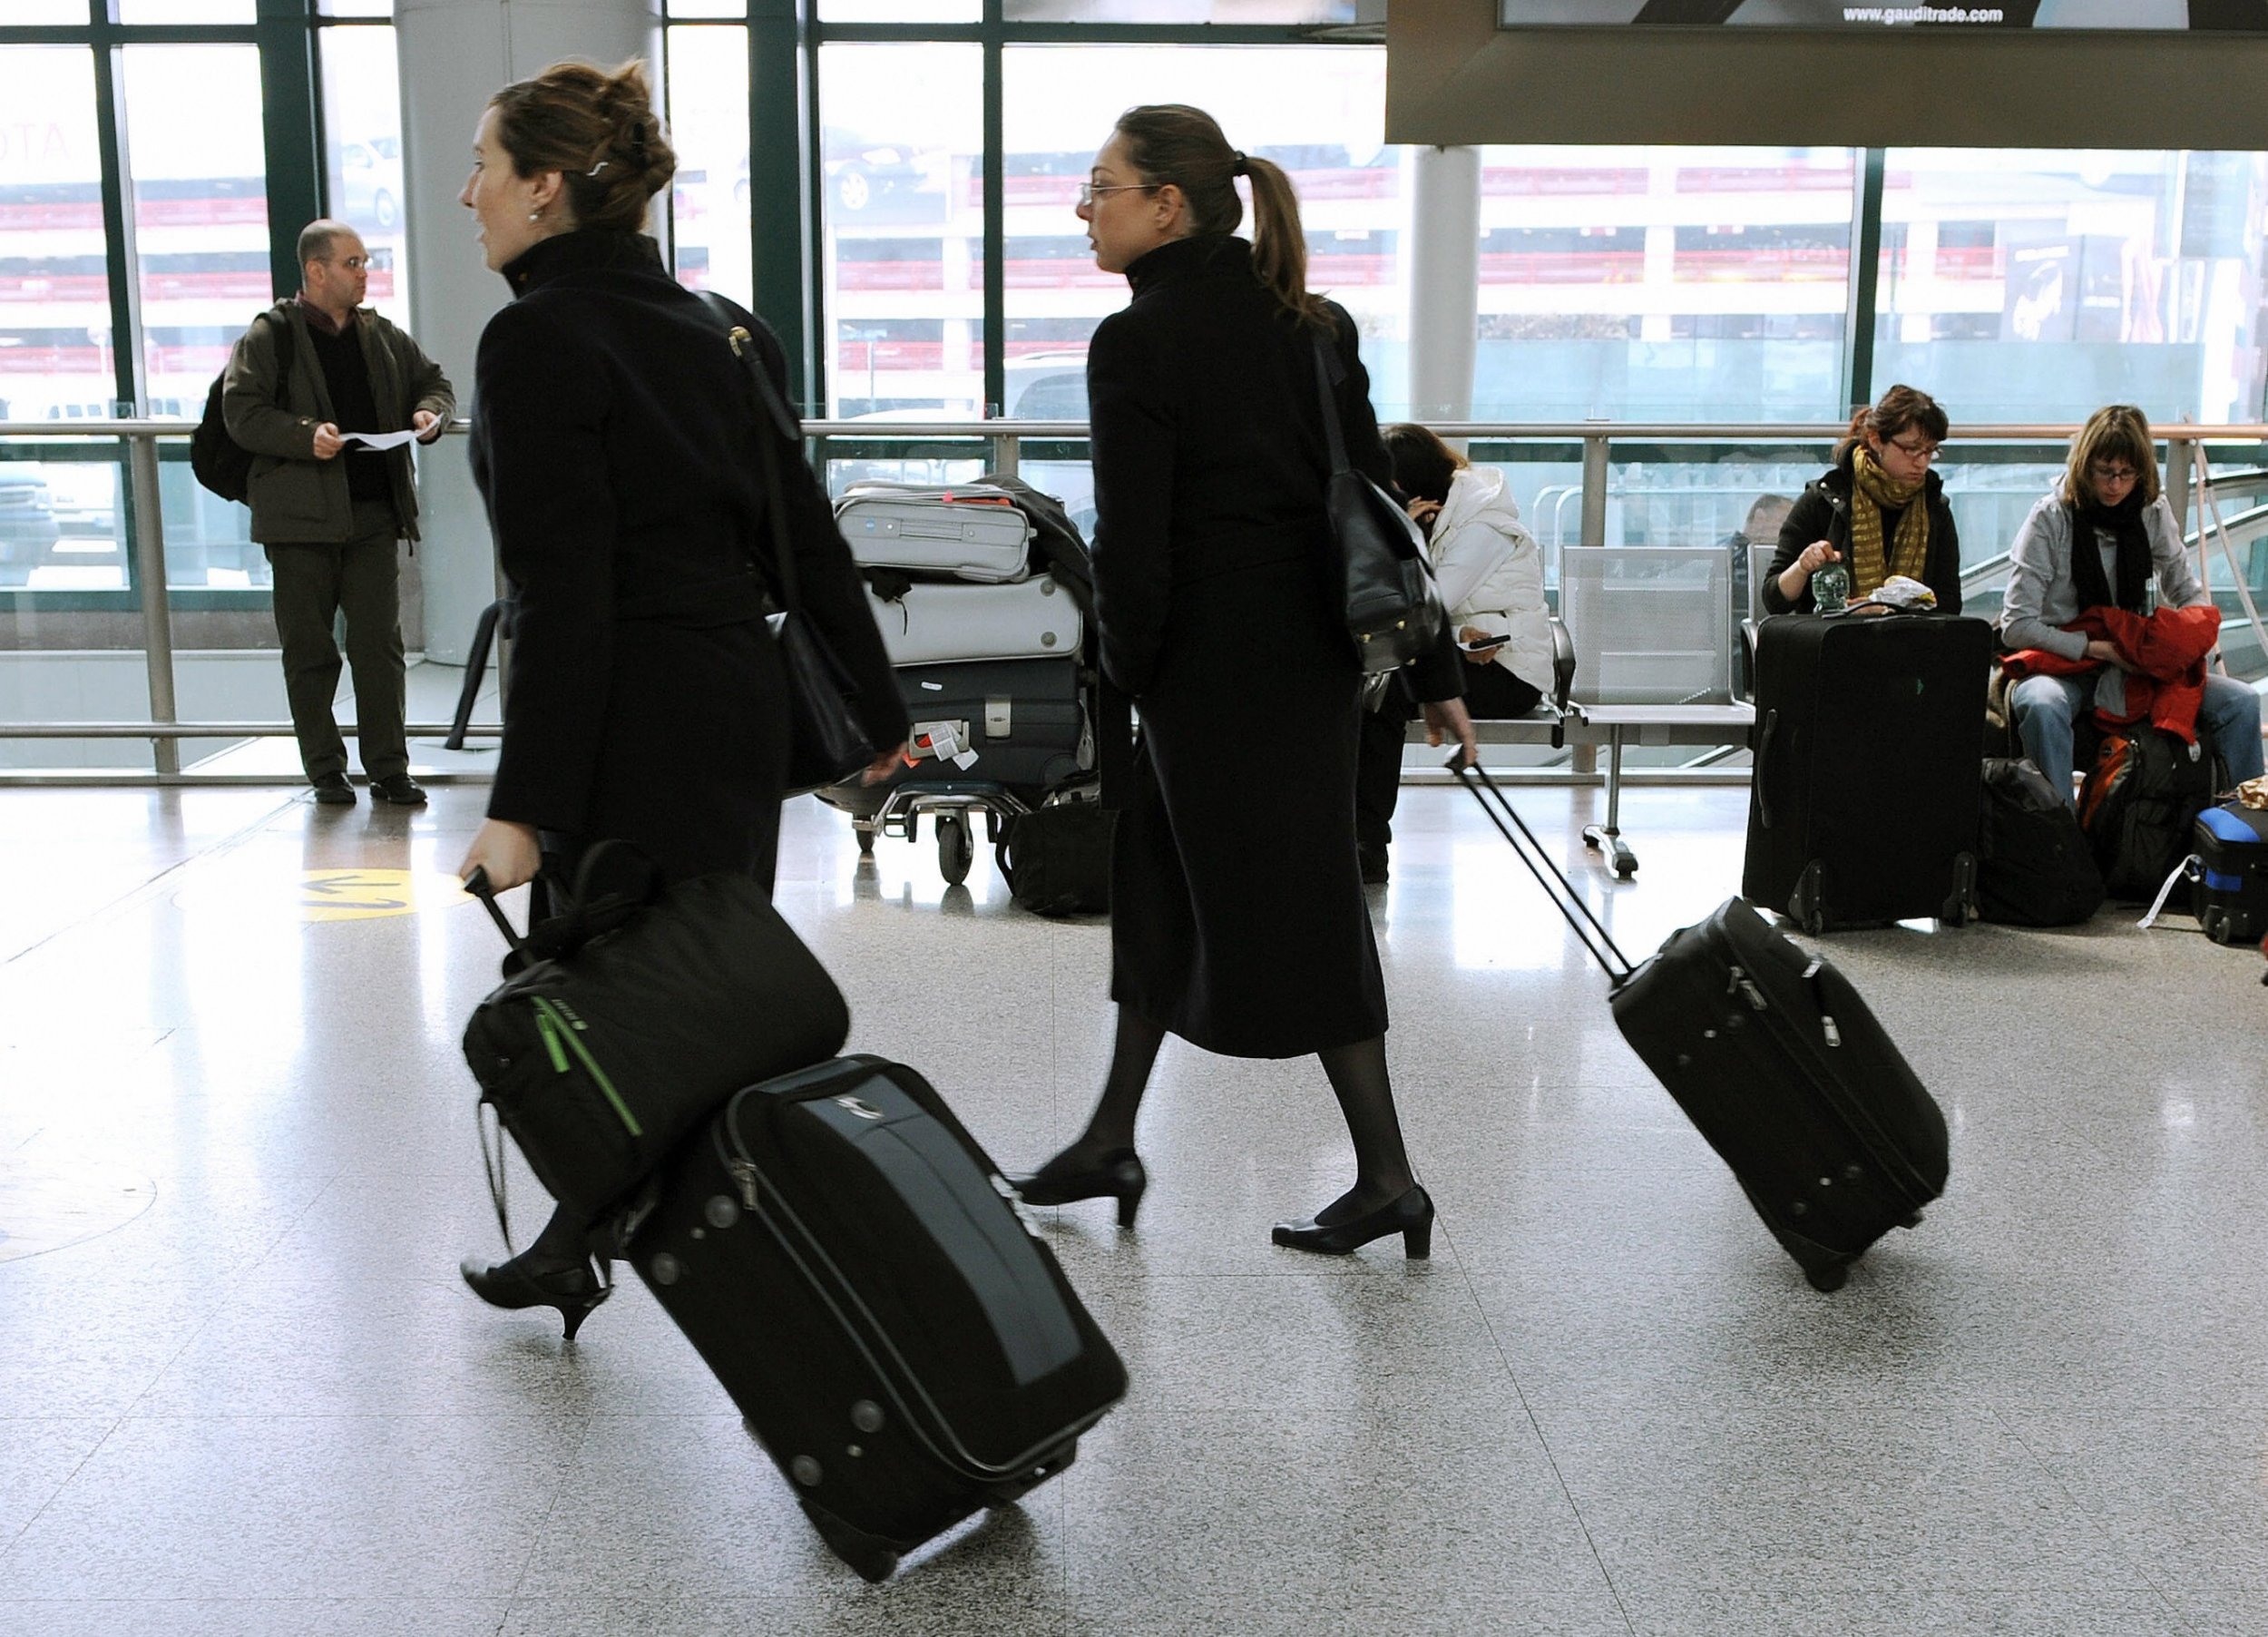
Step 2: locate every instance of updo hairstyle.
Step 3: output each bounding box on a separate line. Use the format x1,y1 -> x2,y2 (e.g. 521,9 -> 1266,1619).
1835,383 -> 1949,465
1111,103 -> 1329,329
488,58 -> 677,233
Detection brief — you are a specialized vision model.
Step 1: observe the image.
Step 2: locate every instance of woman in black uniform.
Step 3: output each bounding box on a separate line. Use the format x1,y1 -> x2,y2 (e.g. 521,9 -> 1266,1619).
1017,105 -> 1475,1258
454,60 -> 906,1335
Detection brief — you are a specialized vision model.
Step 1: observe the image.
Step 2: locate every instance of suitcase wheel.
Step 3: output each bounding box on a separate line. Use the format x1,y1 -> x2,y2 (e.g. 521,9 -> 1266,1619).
936,811 -> 973,886
802,1501 -> 900,1583
855,827 -> 876,858
1803,1260 -> 1850,1294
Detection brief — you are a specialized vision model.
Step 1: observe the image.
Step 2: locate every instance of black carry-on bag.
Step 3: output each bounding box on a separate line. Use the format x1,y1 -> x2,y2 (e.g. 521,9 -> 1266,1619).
621,1054 -> 1128,1583
461,848 -> 852,1220
1454,759 -> 1948,1292
1745,613 -> 1993,932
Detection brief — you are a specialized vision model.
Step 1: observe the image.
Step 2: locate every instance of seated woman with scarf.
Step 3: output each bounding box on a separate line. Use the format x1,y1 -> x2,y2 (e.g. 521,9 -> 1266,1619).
2001,403 -> 2263,806
1765,384 -> 1962,617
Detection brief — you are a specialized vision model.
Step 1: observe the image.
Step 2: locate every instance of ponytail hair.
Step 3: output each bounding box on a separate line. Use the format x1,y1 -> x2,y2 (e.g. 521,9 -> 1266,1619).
1837,383 -> 1949,465
1112,103 -> 1331,329
488,58 -> 677,234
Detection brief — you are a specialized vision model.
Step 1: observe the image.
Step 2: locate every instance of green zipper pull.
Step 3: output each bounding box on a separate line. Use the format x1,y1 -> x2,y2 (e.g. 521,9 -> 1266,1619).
533,1006 -> 572,1073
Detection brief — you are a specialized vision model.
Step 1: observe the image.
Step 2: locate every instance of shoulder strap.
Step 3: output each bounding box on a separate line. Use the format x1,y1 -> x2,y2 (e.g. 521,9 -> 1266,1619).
1310,332 -> 1352,478
697,291 -> 803,613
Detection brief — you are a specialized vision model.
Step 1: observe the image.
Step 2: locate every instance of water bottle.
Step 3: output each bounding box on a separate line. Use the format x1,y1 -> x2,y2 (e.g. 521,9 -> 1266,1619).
1812,558 -> 1851,613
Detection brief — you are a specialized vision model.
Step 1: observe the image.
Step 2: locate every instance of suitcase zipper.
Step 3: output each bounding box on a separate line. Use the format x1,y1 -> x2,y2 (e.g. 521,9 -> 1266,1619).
1798,959 -> 1842,1047
727,1157 -> 760,1211
529,995 -> 643,1138
1706,938 -> 1929,1202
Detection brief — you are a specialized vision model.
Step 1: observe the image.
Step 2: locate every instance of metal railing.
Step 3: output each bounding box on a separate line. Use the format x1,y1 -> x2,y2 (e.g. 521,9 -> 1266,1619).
5,415 -> 2266,785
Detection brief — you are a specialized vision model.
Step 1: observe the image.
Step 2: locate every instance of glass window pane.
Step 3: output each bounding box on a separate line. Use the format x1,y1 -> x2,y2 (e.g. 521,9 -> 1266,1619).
0,47 -> 118,426
114,2 -> 259,21
818,2 -> 979,21
668,0 -> 745,16
2,4 -> 94,23
666,26 -> 751,307
819,42 -> 982,418
1004,1 -> 1354,16
1877,148 -> 2268,424
121,44 -> 269,590
1472,146 -> 1853,421
318,2 -> 394,15
319,25 -> 407,328
1002,43 -> 1397,452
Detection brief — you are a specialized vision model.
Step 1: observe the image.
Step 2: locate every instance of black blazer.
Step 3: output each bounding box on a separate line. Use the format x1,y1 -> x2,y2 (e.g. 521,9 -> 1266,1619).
470,230 -> 905,848
1087,234 -> 1461,704
1765,454 -> 1963,616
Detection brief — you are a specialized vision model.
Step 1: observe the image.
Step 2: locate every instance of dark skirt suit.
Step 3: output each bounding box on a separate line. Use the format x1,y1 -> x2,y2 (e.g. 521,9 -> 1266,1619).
470,230 -> 905,893
1089,235 -> 1461,1059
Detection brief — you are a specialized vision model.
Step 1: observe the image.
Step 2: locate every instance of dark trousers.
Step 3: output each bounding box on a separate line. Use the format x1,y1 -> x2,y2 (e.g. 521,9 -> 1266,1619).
1355,661 -> 1542,857
266,498 -> 407,781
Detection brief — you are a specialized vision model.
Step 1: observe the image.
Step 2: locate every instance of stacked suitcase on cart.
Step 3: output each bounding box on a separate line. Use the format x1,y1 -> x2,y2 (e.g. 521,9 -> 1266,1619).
819,481 -> 1097,884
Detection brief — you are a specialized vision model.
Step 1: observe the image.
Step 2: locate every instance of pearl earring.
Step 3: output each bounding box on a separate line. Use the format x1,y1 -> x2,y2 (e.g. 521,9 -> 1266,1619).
527,208 -> 542,222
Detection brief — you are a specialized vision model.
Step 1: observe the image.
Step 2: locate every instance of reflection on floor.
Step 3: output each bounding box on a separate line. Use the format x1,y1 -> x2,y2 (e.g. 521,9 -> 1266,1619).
0,779 -> 2262,1636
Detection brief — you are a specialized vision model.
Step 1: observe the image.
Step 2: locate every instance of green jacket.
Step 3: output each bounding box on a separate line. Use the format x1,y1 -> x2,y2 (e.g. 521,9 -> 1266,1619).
220,299 -> 456,544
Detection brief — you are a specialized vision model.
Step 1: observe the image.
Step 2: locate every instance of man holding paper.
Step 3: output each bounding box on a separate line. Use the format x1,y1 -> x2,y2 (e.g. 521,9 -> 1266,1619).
222,219 -> 455,805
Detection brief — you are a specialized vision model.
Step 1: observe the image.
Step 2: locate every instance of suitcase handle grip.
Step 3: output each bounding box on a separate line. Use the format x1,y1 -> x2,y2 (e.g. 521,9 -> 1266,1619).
462,866 -> 531,956
1753,707 -> 1778,831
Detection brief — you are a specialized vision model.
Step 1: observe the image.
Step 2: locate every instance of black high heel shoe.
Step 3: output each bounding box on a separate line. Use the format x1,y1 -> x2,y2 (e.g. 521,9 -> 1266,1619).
460,1251 -> 611,1340
1012,1146 -> 1148,1229
1271,1185 -> 1434,1260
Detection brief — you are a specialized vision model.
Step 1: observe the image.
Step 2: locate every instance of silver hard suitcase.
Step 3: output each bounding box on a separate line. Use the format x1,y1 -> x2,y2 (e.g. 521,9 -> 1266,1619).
865,575 -> 1083,666
836,484 -> 1034,583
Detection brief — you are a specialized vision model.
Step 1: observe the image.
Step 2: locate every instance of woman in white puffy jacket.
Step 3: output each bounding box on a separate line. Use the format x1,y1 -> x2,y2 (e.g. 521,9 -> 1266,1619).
1355,424 -> 1552,883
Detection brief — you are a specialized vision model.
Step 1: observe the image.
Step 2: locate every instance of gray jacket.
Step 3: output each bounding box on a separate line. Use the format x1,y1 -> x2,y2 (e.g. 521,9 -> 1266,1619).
1999,491 -> 2207,662
220,300 -> 455,544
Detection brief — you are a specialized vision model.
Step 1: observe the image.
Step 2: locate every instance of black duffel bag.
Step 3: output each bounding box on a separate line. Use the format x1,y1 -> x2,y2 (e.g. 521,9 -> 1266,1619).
1977,757 -> 2106,926
463,844 -> 849,1220
997,801 -> 1114,917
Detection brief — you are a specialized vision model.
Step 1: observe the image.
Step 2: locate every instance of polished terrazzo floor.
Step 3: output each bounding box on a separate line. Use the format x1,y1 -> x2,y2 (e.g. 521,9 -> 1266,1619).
0,772 -> 2263,1636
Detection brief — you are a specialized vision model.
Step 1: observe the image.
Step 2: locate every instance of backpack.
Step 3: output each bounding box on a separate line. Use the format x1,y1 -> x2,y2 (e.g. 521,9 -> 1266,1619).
1976,757 -> 2105,926
2077,723 -> 2224,902
191,310 -> 293,504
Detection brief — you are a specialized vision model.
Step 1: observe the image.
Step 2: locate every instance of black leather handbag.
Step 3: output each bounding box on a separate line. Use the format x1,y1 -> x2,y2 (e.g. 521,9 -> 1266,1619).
1312,335 -> 1443,674
705,296 -> 875,794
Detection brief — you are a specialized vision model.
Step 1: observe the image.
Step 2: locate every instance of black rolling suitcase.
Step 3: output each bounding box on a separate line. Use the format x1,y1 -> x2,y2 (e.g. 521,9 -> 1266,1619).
623,1054 -> 1127,1582
1455,760 -> 1948,1291
1745,613 -> 1994,932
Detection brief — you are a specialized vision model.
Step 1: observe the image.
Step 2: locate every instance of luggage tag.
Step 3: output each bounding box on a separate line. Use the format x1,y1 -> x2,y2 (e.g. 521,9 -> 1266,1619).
911,720 -> 981,770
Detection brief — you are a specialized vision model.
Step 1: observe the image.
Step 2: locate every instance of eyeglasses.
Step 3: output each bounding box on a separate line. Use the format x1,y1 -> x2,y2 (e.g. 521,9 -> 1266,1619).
2088,463 -> 2141,484
1077,181 -> 1151,207
1887,436 -> 1941,461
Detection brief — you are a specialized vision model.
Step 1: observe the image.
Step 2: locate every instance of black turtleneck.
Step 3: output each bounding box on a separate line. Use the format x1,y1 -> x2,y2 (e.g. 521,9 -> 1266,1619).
500,228 -> 669,299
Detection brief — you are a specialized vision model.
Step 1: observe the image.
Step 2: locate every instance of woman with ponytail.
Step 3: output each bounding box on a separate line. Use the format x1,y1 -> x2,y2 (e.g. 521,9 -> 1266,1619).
2001,404 -> 2262,804
1014,105 -> 1475,1260
1765,385 -> 1962,616
455,60 -> 905,1336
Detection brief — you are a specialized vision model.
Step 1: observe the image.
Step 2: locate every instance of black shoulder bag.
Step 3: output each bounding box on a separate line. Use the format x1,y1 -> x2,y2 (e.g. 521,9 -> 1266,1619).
1311,333 -> 1443,673
701,295 -> 875,794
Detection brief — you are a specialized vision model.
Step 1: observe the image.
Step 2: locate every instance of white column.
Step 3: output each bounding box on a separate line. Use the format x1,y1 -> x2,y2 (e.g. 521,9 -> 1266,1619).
395,0 -> 662,664
1406,143 -> 1480,428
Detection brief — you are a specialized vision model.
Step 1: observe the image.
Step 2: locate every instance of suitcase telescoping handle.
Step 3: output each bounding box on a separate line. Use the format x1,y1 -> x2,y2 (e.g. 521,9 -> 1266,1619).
1448,753 -> 1637,987
461,866 -> 531,956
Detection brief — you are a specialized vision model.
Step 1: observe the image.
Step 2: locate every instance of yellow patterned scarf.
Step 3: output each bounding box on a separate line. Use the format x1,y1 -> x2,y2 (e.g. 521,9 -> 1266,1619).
1846,448 -> 1931,599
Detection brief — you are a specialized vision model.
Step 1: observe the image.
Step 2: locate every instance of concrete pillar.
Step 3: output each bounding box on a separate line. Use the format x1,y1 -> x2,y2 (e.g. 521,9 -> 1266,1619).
1406,143 -> 1480,427
395,0 -> 662,663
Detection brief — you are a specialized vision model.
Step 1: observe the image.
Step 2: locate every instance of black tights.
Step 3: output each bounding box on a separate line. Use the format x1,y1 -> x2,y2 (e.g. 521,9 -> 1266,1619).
1066,1006 -> 1417,1211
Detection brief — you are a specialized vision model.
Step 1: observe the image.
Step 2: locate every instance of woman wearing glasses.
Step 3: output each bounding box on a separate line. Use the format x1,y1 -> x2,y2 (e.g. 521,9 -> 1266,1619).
1765,384 -> 1963,616
2001,403 -> 2263,804
1015,104 -> 1474,1259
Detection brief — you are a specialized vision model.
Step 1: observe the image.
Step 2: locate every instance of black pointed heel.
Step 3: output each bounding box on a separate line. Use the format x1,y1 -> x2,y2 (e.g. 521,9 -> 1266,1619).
460,1252 -> 612,1340
1271,1186 -> 1434,1260
1012,1146 -> 1148,1229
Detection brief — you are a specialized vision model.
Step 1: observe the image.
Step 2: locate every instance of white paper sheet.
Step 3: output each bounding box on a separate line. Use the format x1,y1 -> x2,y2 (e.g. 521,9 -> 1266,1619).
340,428 -> 422,452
